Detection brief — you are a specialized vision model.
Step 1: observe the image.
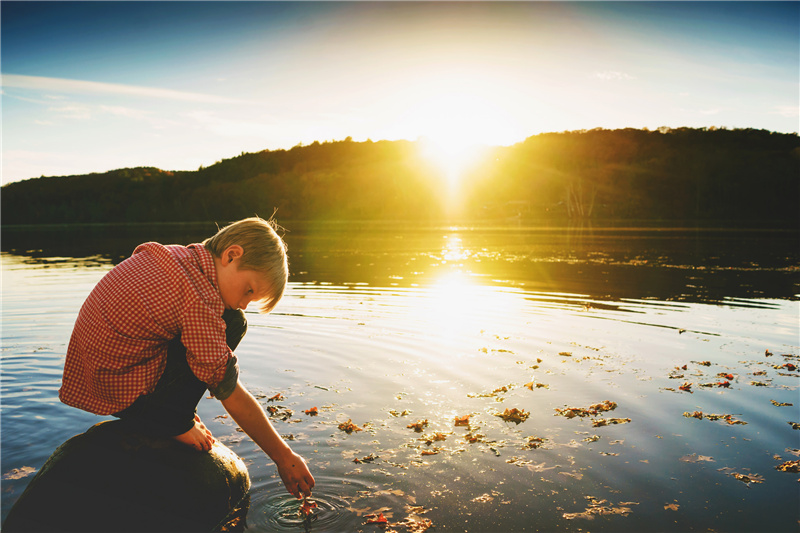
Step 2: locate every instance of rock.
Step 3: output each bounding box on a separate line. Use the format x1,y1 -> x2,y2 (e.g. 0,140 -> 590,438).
3,420 -> 250,532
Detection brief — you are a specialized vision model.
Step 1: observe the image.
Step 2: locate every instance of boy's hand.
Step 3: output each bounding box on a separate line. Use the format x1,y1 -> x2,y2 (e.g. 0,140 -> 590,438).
220,381 -> 315,498
274,449 -> 315,499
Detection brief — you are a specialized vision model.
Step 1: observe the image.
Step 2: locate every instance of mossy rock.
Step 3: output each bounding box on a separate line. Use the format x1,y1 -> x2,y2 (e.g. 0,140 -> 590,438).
3,420 -> 250,532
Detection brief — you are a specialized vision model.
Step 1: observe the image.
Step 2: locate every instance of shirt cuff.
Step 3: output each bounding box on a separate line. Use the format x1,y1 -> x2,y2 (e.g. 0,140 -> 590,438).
208,356 -> 239,401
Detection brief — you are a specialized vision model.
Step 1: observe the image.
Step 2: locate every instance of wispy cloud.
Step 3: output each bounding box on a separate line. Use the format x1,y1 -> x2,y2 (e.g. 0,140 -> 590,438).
1,74 -> 244,104
593,71 -> 635,81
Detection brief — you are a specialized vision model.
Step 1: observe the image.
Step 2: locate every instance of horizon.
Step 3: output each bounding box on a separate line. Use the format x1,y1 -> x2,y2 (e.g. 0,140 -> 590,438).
2,1 -> 798,186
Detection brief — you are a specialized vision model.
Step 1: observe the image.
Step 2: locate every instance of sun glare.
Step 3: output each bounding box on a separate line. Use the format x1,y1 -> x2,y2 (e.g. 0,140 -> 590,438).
393,81 -> 523,190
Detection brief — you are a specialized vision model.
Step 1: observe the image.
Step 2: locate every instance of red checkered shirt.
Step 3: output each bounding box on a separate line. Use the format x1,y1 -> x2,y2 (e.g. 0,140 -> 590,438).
59,242 -> 236,415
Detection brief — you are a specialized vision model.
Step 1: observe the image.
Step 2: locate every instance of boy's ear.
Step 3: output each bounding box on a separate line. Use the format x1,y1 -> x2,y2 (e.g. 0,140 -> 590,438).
222,245 -> 244,265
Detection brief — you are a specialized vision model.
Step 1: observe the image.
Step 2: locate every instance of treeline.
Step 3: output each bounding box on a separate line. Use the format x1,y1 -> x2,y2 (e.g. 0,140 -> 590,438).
2,128 -> 798,226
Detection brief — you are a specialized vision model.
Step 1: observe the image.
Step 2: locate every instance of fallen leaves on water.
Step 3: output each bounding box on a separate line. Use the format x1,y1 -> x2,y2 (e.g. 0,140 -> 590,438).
390,409 -> 411,417
771,400 -> 793,407
266,405 -> 293,421
354,453 -> 378,464
407,419 -> 429,432
664,503 -> 680,511
679,454 -> 714,463
679,382 -> 693,393
683,411 -> 747,425
267,393 -> 285,402
697,361 -> 711,366
365,512 -> 388,524
524,381 -> 549,390
559,352 -> 573,357
562,496 -> 638,520
304,407 -> 319,416
454,414 -> 470,426
497,408 -> 529,424
468,384 -> 513,399
338,419 -> 363,433
299,498 -> 317,517
718,373 -> 735,380
464,432 -> 487,444
775,460 -> 800,473
730,472 -> 765,485
555,400 -> 617,419
592,418 -> 631,428
420,432 -> 447,445
789,422 -> 800,430
526,436 -> 547,449
2,466 -> 36,480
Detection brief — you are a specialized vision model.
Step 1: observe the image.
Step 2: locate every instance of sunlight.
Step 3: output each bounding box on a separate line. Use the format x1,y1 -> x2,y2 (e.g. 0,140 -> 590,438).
394,81 -> 524,190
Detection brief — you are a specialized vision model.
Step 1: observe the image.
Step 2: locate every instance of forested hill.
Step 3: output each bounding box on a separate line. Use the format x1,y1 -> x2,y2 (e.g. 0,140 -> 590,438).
3,128 -> 798,226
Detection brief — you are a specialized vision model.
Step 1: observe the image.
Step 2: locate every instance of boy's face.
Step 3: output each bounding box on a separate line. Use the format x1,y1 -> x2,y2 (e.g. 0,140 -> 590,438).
215,245 -> 271,311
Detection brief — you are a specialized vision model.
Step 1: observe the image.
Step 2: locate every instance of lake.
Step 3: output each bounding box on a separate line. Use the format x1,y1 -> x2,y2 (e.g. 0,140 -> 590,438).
2,222 -> 798,532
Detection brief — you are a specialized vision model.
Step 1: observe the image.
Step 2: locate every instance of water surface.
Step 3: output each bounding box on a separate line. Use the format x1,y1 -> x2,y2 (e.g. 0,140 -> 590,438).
2,223 -> 798,531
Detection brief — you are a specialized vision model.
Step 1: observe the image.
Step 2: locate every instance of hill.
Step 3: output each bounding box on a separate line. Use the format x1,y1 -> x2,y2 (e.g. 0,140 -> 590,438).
2,128 -> 798,226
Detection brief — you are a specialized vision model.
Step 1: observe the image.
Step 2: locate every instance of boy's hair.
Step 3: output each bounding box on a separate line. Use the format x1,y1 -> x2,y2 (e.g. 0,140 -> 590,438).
203,217 -> 288,313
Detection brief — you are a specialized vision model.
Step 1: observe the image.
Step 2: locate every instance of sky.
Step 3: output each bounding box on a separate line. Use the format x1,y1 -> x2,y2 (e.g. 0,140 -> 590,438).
2,1 -> 798,185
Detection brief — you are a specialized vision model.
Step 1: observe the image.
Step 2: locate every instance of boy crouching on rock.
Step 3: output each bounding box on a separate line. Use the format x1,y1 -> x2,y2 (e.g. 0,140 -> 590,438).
59,217 -> 315,499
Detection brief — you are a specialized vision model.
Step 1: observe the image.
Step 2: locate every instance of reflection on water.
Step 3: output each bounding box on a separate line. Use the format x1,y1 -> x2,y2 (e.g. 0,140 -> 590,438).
2,223 -> 798,531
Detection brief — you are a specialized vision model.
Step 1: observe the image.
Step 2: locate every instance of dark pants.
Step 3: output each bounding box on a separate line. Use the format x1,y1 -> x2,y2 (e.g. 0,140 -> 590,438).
114,309 -> 247,437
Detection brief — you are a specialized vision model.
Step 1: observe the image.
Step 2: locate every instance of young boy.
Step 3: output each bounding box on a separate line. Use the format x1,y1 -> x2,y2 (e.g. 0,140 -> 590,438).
59,217 -> 315,499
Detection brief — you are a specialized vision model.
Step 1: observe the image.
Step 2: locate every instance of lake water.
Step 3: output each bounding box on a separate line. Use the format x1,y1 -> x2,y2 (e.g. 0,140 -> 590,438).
2,222 -> 799,532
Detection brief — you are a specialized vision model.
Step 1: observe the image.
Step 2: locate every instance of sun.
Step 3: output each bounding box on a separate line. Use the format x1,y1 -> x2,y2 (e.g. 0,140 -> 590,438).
407,90 -> 516,189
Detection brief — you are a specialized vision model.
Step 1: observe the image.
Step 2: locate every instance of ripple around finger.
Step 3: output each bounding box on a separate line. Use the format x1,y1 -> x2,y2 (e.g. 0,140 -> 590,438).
246,476 -> 413,532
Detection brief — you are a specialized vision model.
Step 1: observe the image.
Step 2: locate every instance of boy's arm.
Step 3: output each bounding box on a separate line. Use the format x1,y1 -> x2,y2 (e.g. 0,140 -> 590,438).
220,381 -> 315,498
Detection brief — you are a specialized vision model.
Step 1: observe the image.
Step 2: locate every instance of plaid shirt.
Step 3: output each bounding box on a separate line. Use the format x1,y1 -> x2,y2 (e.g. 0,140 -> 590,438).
59,242 -> 236,415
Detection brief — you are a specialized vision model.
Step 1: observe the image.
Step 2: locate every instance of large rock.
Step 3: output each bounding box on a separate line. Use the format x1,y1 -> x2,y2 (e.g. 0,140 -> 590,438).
3,420 -> 250,532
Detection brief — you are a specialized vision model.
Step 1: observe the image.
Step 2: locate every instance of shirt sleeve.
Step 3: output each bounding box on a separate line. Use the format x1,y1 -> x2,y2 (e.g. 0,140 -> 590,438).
179,300 -> 234,390
208,356 -> 239,400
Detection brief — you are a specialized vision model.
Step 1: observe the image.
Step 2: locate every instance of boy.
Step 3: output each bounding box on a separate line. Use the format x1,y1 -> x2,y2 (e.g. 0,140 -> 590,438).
59,217 -> 315,499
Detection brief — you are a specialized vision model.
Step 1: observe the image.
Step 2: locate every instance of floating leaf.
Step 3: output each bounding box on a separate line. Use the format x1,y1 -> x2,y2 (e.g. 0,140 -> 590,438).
454,414 -> 470,426
771,400 -> 793,407
304,407 -> 319,416
354,453 -> 377,464
267,393 -> 284,402
2,466 -> 36,480
664,503 -> 680,511
679,382 -> 693,392
526,436 -> 547,449
497,408 -> 529,424
679,454 -> 714,463
555,400 -> 617,418
592,418 -> 631,427
407,419 -> 429,432
775,460 -> 800,473
365,512 -> 388,524
730,472 -> 764,485
559,352 -> 573,357
299,498 -> 317,517
338,419 -> 363,434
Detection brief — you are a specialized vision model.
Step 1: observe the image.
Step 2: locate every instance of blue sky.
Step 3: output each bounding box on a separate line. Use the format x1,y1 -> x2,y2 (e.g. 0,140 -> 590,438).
2,1 -> 798,185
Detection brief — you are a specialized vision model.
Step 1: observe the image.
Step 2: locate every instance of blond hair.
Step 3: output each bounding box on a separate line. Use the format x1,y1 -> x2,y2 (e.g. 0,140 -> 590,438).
203,217 -> 288,313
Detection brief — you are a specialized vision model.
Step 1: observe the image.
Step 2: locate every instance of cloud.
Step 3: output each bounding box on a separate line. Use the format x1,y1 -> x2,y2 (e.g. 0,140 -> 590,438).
772,105 -> 799,118
593,71 -> 635,81
1,74 -> 244,104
